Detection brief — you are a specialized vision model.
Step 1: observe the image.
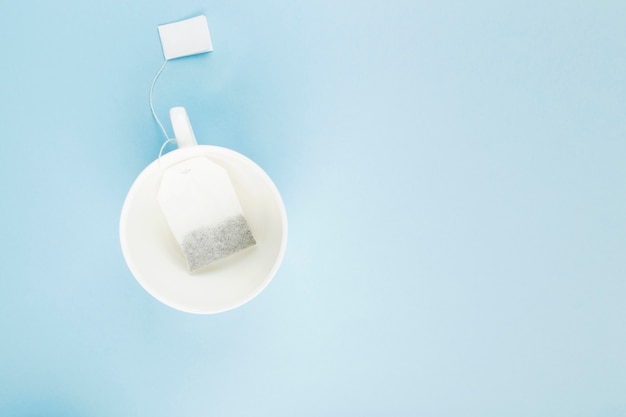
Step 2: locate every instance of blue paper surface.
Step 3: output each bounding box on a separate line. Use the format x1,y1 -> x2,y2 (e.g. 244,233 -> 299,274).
0,0 -> 625,416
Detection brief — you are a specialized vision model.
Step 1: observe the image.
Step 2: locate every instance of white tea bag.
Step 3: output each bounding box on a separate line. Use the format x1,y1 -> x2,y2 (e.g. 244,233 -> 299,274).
157,157 -> 256,272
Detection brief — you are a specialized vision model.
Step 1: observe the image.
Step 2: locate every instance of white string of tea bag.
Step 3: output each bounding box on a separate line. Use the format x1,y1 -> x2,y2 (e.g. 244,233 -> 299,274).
150,15 -> 214,162
150,60 -> 177,170
149,58 -> 178,169
150,59 -> 171,142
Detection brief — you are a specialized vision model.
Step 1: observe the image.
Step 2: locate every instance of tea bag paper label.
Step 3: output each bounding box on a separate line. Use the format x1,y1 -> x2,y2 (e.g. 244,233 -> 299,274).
158,15 -> 213,60
157,157 -> 256,271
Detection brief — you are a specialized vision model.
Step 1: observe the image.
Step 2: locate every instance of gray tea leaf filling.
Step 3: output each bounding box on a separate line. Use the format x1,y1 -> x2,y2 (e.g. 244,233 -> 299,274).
181,215 -> 256,272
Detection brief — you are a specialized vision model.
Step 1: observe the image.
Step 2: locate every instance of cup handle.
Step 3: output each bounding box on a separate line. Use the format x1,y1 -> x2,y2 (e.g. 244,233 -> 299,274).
170,107 -> 198,148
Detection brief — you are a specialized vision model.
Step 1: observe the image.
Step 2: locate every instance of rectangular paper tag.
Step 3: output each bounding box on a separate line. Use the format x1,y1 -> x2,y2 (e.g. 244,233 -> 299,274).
158,15 -> 213,60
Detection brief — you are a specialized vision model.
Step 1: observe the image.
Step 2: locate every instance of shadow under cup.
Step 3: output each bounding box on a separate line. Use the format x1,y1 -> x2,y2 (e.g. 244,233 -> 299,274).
119,145 -> 288,314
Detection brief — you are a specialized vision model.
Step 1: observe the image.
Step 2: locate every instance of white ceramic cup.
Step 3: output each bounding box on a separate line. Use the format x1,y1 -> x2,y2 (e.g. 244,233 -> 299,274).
120,107 -> 288,314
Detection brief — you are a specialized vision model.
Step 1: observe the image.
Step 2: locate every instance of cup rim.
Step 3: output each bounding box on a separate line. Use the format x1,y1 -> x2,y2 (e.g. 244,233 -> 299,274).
119,145 -> 288,314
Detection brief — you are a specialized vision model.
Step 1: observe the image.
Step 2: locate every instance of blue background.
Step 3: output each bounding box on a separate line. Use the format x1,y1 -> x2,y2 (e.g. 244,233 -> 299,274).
1,0 -> 625,415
